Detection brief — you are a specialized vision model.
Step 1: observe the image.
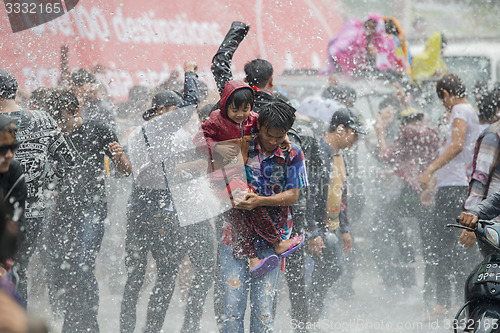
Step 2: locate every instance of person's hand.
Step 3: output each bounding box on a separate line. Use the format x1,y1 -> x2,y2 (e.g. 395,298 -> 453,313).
184,61 -> 198,73
420,169 -> 433,190
459,230 -> 476,248
459,211 -> 479,229
342,233 -> 352,253
419,187 -> 435,207
235,192 -> 260,210
374,107 -> 395,133
393,82 -> 409,106
230,188 -> 248,206
307,236 -> 326,256
214,143 -> 239,161
109,142 -> 124,158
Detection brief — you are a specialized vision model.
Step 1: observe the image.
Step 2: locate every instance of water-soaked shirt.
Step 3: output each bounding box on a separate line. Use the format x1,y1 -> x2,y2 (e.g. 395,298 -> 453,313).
57,119 -> 118,209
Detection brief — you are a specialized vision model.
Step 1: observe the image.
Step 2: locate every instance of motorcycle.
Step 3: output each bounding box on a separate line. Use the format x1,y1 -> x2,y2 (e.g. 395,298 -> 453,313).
448,219 -> 500,333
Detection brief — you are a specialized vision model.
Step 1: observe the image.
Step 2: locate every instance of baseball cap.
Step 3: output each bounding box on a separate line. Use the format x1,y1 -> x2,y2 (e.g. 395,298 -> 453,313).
142,90 -> 182,121
329,108 -> 367,135
0,69 -> 18,99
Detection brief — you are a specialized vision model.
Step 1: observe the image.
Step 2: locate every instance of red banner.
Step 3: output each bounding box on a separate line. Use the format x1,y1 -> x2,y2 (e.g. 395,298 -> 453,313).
0,0 -> 342,100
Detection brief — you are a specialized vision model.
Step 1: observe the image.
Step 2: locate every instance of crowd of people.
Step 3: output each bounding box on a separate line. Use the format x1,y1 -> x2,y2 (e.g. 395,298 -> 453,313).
0,15 -> 500,333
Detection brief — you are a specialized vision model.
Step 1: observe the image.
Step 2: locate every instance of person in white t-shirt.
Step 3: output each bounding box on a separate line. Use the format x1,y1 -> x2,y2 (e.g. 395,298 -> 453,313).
419,73 -> 480,318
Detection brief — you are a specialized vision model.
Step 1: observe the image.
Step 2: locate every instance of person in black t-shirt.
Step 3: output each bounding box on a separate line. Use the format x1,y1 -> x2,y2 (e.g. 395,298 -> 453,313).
45,89 -> 131,333
0,115 -> 26,283
0,69 -> 76,303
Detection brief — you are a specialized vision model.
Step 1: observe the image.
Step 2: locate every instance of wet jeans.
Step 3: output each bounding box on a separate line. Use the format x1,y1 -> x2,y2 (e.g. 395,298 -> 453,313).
120,186 -> 214,333
220,243 -> 280,333
307,230 -> 342,323
48,203 -> 106,333
14,216 -> 43,302
432,186 -> 480,307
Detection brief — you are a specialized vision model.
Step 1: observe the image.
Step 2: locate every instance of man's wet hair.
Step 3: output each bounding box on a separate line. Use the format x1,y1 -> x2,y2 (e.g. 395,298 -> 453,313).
0,69 -> 18,100
436,73 -> 466,100
70,68 -> 97,87
244,59 -> 274,89
46,89 -> 80,119
258,100 -> 296,132
479,90 -> 500,122
226,87 -> 254,111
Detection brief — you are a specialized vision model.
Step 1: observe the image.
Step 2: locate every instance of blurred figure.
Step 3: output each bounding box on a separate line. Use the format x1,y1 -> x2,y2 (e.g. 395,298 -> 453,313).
307,108 -> 363,323
159,69 -> 184,95
0,199 -> 48,333
420,73 -> 480,317
326,13 -> 402,76
122,62 -> 214,333
0,117 -> 46,332
69,68 -> 117,129
375,107 -> 440,299
115,85 -> 153,127
384,17 -> 412,77
461,90 -> 500,244
45,89 -> 131,333
474,80 -> 490,132
0,69 -> 76,303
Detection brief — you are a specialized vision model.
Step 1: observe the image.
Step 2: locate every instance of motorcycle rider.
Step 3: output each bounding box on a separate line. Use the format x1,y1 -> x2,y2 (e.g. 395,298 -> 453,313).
460,191 -> 500,228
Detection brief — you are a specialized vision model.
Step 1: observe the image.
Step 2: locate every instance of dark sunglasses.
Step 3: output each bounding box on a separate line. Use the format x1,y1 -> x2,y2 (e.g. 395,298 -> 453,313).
0,143 -> 19,156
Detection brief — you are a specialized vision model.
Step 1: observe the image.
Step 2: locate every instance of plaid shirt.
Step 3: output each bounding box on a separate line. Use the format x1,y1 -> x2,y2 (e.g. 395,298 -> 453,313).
464,122 -> 500,219
222,135 -> 308,246
381,124 -> 440,193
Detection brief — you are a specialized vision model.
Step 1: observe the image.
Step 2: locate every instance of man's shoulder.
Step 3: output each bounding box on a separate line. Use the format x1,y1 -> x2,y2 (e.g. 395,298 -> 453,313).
287,142 -> 305,163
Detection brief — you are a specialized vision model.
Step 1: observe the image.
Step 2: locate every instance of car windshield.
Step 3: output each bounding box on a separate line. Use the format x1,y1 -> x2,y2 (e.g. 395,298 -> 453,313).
444,56 -> 491,92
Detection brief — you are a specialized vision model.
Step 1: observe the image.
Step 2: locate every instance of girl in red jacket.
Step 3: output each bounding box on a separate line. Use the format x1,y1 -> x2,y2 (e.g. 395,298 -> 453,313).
194,80 -> 303,277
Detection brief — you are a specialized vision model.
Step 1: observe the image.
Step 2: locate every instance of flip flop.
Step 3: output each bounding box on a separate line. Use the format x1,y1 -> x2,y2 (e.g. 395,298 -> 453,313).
250,255 -> 279,278
279,234 -> 305,258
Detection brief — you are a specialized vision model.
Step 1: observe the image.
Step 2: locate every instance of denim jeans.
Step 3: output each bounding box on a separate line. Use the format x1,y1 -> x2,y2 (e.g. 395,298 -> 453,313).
221,243 -> 280,333
432,186 -> 480,307
121,186 -> 214,333
14,216 -> 44,302
47,203 -> 106,333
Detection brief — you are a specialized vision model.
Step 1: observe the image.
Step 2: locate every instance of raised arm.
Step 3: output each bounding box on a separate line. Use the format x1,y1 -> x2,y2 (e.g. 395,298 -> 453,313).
211,21 -> 250,95
178,61 -> 199,108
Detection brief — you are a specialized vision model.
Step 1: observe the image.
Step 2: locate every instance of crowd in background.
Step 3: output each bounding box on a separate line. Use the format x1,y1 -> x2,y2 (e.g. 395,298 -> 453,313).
0,13 -> 500,333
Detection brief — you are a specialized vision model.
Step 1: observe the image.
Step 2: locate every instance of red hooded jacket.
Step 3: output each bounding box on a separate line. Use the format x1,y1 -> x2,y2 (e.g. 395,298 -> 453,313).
193,80 -> 258,156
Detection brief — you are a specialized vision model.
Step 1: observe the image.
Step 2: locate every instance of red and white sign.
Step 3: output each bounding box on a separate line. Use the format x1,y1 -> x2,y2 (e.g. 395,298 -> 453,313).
0,0 -> 342,100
